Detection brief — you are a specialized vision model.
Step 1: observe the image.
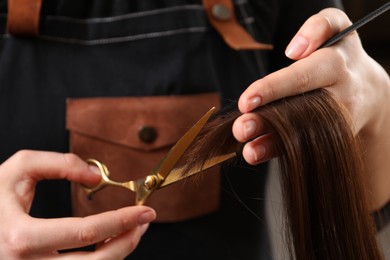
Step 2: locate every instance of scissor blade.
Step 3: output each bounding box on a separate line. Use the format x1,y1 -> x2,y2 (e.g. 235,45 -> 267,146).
151,107 -> 216,179
160,152 -> 236,188
135,107 -> 216,205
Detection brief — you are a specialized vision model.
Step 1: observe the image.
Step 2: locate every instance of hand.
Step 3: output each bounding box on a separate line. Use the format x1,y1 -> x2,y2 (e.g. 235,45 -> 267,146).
0,150 -> 156,259
232,8 -> 390,208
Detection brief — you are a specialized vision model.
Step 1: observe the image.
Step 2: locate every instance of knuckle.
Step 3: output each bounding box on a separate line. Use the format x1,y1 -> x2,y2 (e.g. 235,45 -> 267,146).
127,237 -> 139,252
262,82 -> 277,102
331,8 -> 352,27
297,73 -> 310,93
113,209 -> 133,233
341,91 -> 361,117
63,153 -> 81,168
322,47 -> 350,77
332,52 -> 351,80
119,213 -> 130,232
12,150 -> 33,163
4,227 -> 31,257
319,8 -> 352,31
309,14 -> 334,36
332,48 -> 347,65
291,68 -> 311,94
77,226 -> 99,245
343,95 -> 357,112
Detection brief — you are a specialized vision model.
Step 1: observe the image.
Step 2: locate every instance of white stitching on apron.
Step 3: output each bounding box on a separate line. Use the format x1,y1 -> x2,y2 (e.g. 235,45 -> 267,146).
35,27 -> 208,45
46,5 -> 205,24
0,4 -> 256,45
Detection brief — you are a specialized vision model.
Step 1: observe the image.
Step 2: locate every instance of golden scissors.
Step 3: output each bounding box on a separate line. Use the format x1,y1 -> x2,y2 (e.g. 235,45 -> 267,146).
84,107 -> 236,205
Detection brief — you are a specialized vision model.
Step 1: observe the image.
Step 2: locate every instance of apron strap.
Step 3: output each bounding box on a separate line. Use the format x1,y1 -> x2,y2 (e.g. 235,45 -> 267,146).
7,0 -> 43,36
202,0 -> 273,50
6,0 -> 272,48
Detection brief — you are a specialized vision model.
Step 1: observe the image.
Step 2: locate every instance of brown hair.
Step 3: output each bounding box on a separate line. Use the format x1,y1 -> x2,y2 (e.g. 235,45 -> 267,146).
184,88 -> 383,259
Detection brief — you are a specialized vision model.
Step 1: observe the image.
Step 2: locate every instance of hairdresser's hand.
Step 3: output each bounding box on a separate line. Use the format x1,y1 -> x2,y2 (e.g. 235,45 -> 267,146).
233,8 -> 390,208
0,150 -> 156,259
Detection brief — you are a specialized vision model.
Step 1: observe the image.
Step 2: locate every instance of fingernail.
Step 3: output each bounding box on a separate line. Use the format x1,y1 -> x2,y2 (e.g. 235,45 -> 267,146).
139,223 -> 150,236
253,145 -> 266,163
246,96 -> 261,111
138,210 -> 156,225
244,120 -> 257,139
285,34 -> 309,59
89,165 -> 101,175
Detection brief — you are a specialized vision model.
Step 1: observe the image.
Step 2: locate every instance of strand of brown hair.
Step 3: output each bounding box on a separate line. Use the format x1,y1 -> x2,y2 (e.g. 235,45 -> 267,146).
183,88 -> 383,259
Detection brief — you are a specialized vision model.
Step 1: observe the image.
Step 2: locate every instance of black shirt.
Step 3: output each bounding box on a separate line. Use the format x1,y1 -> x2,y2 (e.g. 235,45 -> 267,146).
0,0 -> 340,259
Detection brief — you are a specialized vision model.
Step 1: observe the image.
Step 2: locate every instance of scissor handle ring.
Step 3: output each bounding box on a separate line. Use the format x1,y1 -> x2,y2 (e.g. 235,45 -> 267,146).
83,159 -> 111,199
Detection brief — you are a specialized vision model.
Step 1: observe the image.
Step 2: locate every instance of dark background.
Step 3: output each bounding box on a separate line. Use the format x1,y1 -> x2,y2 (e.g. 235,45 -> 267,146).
343,0 -> 390,72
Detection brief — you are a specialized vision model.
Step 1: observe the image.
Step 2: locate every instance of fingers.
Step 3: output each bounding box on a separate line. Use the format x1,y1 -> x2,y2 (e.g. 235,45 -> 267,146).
50,225 -> 148,260
232,112 -> 265,142
234,8 -> 362,166
232,113 -> 275,164
235,49 -> 344,163
93,224 -> 149,259
238,7 -> 357,113
238,49 -> 344,113
0,150 -> 101,213
2,150 -> 101,186
285,8 -> 352,60
0,151 -> 156,259
24,206 -> 155,253
242,134 -> 274,165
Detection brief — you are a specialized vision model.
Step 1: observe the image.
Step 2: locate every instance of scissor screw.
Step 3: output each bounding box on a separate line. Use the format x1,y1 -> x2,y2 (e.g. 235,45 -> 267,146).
144,175 -> 158,190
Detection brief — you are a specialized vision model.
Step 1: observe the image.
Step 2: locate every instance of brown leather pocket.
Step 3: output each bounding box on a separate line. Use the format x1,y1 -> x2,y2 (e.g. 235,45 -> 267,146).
66,93 -> 221,222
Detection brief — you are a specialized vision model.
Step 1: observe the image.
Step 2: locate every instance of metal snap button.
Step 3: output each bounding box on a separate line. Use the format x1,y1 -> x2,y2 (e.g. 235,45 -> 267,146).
138,126 -> 157,143
211,3 -> 232,21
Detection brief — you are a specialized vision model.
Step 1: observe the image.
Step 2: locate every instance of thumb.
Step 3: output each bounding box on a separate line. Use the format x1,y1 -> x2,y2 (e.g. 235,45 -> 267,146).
0,150 -> 101,211
285,8 -> 352,60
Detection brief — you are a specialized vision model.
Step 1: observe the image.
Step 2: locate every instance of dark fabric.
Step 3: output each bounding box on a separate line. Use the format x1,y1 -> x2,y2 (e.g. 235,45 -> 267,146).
0,0 -> 339,259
